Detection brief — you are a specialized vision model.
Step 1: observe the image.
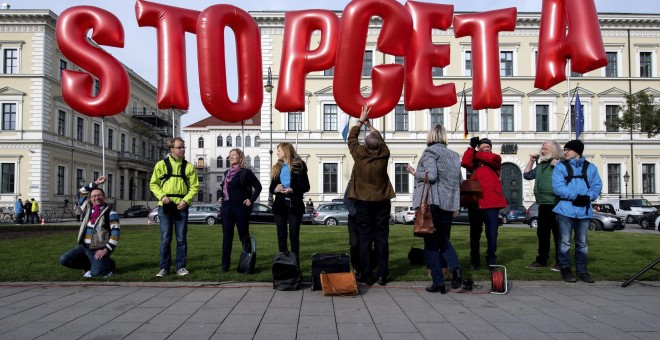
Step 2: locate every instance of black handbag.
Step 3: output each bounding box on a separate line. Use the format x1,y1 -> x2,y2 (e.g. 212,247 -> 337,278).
237,234 -> 257,274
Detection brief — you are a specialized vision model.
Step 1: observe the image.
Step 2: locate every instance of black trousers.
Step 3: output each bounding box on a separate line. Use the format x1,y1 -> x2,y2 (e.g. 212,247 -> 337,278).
348,214 -> 375,271
221,205 -> 250,269
274,201 -> 302,257
354,199 -> 391,278
535,204 -> 560,266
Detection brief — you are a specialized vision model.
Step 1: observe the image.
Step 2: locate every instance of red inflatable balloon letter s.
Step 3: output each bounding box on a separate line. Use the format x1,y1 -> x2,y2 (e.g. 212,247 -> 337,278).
334,0 -> 412,118
534,0 -> 607,90
197,5 -> 263,122
454,8 -> 517,110
56,6 -> 129,117
136,0 -> 200,110
404,1 -> 456,111
276,10 -> 339,113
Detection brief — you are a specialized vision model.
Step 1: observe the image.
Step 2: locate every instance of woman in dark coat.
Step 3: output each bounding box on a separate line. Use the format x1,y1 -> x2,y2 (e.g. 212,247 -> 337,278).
218,148 -> 262,272
269,143 -> 310,260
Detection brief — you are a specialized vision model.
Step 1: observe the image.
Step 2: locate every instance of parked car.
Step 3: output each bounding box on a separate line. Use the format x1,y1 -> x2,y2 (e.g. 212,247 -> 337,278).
312,202 -> 349,225
394,206 -> 417,224
638,210 -> 660,230
302,211 -> 313,224
187,204 -> 222,225
526,202 -> 624,231
601,198 -> 657,224
499,205 -> 527,224
123,205 -> 151,218
148,207 -> 159,223
249,203 -> 275,224
592,203 -> 616,215
453,207 -> 503,225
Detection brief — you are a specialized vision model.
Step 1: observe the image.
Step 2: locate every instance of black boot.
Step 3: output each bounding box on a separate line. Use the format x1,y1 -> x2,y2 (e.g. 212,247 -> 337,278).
451,268 -> 462,289
426,284 -> 446,294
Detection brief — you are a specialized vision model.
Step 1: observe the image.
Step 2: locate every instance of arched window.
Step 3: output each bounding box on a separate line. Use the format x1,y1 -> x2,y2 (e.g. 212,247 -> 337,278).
254,136 -> 260,147
197,157 -> 205,168
198,137 -> 204,148
245,136 -> 251,147
197,190 -> 203,201
254,156 -> 260,170
225,158 -> 231,168
236,136 -> 242,147
216,156 -> 223,168
217,135 -> 223,147
246,156 -> 252,168
226,136 -> 232,147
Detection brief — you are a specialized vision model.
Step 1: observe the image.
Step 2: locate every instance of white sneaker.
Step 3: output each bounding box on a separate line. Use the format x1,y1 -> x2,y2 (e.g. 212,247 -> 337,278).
83,271 -> 92,278
103,272 -> 112,278
176,268 -> 189,276
156,269 -> 167,277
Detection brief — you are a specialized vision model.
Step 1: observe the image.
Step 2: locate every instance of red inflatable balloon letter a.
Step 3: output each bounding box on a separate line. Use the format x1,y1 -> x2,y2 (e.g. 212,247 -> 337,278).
534,0 -> 607,90
56,6 -> 129,117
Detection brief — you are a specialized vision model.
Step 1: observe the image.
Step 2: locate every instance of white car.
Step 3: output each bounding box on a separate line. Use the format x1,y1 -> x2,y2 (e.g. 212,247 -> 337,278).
655,214 -> 660,232
394,206 -> 417,224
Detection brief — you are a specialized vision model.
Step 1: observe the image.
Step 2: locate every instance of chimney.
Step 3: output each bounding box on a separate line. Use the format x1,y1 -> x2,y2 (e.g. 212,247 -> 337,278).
1,3 -> 10,10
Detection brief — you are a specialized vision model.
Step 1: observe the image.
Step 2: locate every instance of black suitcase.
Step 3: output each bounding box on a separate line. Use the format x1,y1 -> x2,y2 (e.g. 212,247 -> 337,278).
311,253 -> 350,291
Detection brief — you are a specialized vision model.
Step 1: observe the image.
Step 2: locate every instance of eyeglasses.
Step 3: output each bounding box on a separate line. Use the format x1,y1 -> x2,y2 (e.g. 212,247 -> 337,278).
172,146 -> 186,150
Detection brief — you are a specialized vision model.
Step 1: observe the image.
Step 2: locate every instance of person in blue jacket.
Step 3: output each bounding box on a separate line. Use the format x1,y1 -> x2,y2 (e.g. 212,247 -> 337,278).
552,140 -> 602,283
14,198 -> 23,224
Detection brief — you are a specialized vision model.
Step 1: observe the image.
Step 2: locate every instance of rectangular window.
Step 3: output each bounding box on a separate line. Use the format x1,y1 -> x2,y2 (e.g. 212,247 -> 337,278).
570,104 -> 583,133
394,163 -> 409,193
642,164 -> 655,194
535,105 -> 549,132
119,175 -> 125,199
395,56 -> 404,65
120,133 -> 126,152
432,67 -> 443,77
430,108 -> 444,126
93,171 -> 99,182
323,104 -> 338,131
362,50 -> 373,76
94,79 -> 100,96
142,141 -> 147,157
640,52 -> 652,77
132,100 -> 138,115
142,106 -> 147,115
3,49 -> 18,74
324,67 -> 334,76
76,117 -> 84,141
500,51 -> 513,76
467,105 -> 479,132
606,105 -> 619,132
59,59 -> 67,80
107,174 -> 113,197
151,144 -> 155,159
323,163 -> 338,193
132,137 -> 136,154
1,103 -> 16,130
57,166 -> 65,195
57,110 -> 66,136
93,123 -> 100,146
107,129 -> 114,150
465,51 -> 472,76
607,164 -> 621,194
76,169 -> 84,187
501,105 -> 514,132
395,104 -> 408,131
288,112 -> 302,131
1,163 -> 15,194
605,52 -> 617,77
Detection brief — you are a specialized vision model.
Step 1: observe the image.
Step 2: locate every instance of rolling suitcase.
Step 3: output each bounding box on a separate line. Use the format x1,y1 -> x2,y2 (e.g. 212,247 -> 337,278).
311,253 -> 350,291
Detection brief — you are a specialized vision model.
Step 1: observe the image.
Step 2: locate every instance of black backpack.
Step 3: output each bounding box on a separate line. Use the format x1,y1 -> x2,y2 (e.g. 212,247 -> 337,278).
562,159 -> 591,189
159,157 -> 190,198
272,252 -> 301,291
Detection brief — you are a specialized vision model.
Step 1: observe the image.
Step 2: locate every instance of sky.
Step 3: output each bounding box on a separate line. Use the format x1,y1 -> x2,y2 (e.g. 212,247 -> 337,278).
15,0 -> 656,130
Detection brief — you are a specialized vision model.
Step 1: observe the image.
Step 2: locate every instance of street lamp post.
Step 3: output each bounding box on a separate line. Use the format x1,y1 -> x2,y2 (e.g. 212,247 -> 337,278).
623,171 -> 630,199
264,67 -> 274,206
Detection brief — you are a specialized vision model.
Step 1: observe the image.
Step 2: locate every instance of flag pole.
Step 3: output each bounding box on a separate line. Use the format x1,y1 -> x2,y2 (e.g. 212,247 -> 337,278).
567,59 -> 572,140
454,83 -> 467,133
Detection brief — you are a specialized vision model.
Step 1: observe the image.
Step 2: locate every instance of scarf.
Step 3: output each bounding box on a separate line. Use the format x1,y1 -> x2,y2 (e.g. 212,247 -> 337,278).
223,165 -> 242,201
89,204 -> 106,225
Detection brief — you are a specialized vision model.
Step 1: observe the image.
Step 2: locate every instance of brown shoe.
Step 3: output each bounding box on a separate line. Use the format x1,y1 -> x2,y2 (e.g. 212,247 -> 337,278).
526,262 -> 545,269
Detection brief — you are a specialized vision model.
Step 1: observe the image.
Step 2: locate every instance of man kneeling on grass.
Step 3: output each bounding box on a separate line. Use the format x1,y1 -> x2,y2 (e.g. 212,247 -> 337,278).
59,176 -> 120,278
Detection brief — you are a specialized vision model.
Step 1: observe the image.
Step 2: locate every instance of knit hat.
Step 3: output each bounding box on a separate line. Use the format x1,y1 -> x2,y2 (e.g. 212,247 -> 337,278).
478,138 -> 492,148
564,140 -> 584,155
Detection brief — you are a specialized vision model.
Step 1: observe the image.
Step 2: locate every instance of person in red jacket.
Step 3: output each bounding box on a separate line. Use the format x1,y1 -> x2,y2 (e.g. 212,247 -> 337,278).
461,137 -> 508,270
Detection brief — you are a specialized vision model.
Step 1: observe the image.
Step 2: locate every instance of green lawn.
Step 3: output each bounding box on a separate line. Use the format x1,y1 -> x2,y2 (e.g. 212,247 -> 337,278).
0,224 -> 658,282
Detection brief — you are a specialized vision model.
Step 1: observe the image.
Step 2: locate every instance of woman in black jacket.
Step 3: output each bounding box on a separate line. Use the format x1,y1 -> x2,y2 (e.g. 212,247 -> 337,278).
269,143 -> 310,260
218,148 -> 262,272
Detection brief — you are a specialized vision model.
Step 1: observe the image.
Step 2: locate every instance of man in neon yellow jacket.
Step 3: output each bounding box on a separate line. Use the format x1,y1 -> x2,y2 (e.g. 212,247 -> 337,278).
150,137 -> 199,277
30,198 -> 39,224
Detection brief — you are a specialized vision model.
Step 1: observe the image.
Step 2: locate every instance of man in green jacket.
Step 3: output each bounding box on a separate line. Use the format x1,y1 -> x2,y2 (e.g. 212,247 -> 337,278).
523,140 -> 562,270
150,137 -> 199,277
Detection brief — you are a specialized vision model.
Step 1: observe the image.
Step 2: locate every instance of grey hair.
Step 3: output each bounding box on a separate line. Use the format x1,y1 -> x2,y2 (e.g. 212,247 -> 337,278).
543,140 -> 562,160
365,131 -> 382,150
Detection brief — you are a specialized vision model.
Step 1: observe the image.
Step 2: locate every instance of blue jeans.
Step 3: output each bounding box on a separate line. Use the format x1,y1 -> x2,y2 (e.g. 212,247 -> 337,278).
468,207 -> 500,267
556,214 -> 590,273
59,244 -> 114,277
158,206 -> 189,272
424,206 -> 461,286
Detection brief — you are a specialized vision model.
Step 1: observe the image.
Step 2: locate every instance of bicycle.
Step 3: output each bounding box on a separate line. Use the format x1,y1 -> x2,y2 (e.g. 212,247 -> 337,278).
1,207 -> 16,223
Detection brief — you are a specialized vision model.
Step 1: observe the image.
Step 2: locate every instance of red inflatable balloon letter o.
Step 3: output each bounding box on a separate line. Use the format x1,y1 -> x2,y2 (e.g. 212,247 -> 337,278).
56,6 -> 130,117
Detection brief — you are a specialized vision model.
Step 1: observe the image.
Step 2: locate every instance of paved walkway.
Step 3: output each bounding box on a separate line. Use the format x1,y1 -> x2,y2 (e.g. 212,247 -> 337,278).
0,280 -> 658,340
